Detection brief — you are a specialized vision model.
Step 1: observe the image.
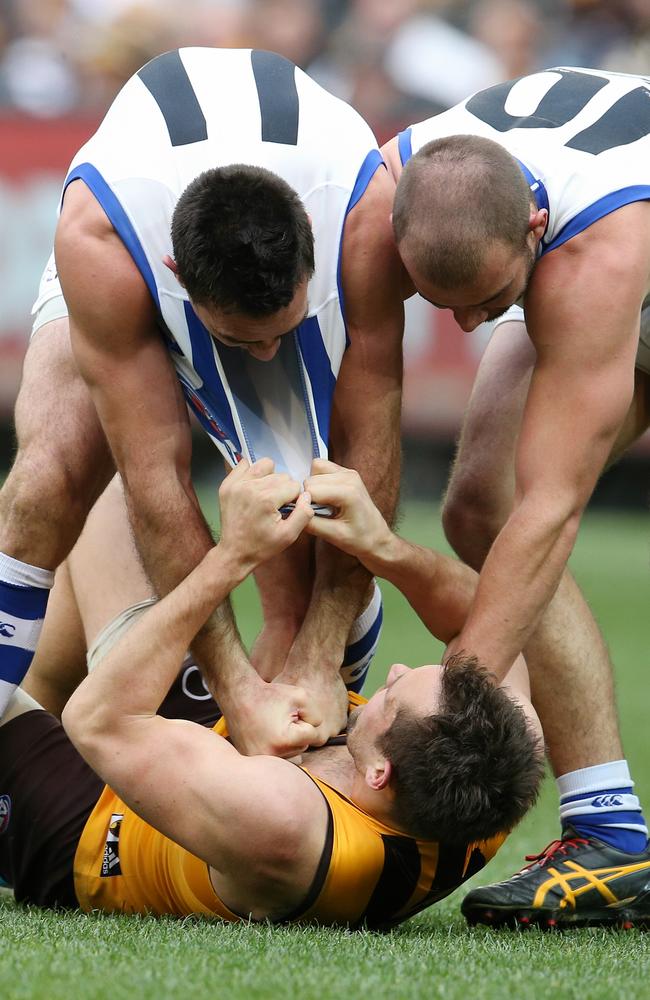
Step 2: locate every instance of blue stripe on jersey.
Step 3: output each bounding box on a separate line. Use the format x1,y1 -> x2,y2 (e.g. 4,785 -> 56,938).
398,128 -> 413,166
0,645 -> 37,686
295,316 -> 336,448
63,163 -> 160,306
346,667 -> 372,695
561,787 -> 633,804
346,149 -> 384,215
515,159 -> 550,217
342,603 -> 383,668
336,149 -> 384,342
0,582 -> 48,620
543,185 -> 650,255
183,303 -> 242,454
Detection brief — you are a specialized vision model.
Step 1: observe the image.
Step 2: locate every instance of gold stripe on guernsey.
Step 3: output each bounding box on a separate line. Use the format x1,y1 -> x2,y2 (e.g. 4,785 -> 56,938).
73,691 -> 506,925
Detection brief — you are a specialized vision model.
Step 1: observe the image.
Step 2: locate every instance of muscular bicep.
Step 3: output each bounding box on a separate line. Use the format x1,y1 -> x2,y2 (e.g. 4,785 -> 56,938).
55,183 -> 192,482
76,714 -> 324,880
332,166 -> 404,515
517,209 -> 648,509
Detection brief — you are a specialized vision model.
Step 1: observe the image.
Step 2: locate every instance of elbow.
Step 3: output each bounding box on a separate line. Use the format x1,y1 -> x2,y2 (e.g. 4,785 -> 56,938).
61,690 -> 86,745
62,692 -> 112,761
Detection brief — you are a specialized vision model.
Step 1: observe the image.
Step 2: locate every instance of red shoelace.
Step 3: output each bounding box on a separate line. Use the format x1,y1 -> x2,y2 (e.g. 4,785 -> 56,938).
523,835 -> 590,870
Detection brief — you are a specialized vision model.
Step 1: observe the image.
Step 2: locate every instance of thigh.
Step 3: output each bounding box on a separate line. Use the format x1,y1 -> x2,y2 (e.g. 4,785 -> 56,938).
1,319 -> 114,564
0,710 -> 103,907
21,561 -> 87,718
67,475 -> 155,647
607,367 -> 650,465
445,320 -> 536,526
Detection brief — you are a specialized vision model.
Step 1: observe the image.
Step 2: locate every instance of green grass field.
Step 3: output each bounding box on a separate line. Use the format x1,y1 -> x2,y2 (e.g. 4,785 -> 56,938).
1,503 -> 648,999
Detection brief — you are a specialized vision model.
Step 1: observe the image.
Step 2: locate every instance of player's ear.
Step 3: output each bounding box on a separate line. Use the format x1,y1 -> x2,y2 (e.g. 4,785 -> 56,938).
365,757 -> 392,791
528,207 -> 548,240
163,254 -> 184,286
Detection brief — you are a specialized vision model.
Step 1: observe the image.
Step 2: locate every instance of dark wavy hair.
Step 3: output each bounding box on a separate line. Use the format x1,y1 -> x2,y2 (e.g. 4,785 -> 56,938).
171,164 -> 314,316
380,655 -> 543,843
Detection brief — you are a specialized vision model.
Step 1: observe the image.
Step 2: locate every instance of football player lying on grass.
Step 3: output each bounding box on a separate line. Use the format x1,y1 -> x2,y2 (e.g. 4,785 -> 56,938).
0,461 -> 542,928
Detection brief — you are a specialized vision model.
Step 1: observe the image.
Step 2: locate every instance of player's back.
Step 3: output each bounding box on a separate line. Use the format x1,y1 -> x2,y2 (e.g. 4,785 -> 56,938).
62,48 -> 383,479
401,67 -> 650,255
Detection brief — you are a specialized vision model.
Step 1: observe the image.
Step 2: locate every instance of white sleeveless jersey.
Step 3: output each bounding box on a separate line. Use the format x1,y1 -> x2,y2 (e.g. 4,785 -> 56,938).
61,48 -> 382,478
399,67 -> 650,257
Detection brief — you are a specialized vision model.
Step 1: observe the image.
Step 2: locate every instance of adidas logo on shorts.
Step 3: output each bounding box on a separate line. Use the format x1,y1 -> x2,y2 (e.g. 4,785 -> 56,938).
101,813 -> 124,877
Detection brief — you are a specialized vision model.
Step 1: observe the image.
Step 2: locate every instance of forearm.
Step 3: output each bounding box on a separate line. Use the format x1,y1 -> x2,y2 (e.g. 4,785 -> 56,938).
362,531 -> 478,644
291,377 -> 401,672
123,470 -> 213,595
63,544 -> 248,737
122,468 -> 243,692
254,534 -> 313,631
455,498 -> 581,677
281,541 -> 372,682
329,386 -> 401,527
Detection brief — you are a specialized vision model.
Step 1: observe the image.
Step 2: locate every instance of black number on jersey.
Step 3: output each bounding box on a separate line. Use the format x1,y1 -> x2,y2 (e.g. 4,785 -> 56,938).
466,68 -> 650,155
138,51 -> 207,147
251,50 -> 299,145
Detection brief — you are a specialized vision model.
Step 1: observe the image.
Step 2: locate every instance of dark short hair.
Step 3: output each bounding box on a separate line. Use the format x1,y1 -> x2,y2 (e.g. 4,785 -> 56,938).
380,655 -> 543,843
392,134 -> 532,288
171,164 -> 315,316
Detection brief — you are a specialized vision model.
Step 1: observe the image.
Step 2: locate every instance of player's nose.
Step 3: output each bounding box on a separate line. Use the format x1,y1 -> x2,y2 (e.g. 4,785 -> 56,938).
453,309 -> 487,333
387,663 -> 411,684
247,338 -> 281,361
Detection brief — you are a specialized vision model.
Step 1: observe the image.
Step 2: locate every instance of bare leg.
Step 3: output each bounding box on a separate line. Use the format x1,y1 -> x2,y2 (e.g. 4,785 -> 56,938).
66,475 -> 154,646
21,562 -> 87,717
442,320 -> 650,777
21,476 -> 155,716
0,319 -> 114,711
0,320 -> 114,567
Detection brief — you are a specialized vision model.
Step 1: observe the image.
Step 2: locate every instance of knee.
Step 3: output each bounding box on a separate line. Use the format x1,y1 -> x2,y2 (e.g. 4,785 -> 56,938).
0,444 -> 100,560
441,476 -> 506,570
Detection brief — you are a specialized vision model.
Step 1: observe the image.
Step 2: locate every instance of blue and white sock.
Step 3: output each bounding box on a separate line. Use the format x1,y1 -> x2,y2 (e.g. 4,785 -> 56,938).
558,760 -> 648,854
0,552 -> 54,717
340,582 -> 383,694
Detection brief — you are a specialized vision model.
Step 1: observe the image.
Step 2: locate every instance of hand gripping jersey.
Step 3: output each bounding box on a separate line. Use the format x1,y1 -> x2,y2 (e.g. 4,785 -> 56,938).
62,48 -> 383,480
398,67 -> 650,258
72,699 -> 505,929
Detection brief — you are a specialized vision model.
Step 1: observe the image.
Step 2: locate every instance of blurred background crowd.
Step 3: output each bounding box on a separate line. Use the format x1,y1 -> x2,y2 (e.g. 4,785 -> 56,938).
0,0 -> 648,498
1,0 -> 649,130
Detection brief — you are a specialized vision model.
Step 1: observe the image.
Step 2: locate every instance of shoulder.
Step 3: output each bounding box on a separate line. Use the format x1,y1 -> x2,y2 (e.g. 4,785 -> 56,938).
380,136 -> 403,186
338,163 -> 405,325
215,755 -> 329,871
55,180 -> 153,325
207,755 -> 331,920
531,200 -> 650,306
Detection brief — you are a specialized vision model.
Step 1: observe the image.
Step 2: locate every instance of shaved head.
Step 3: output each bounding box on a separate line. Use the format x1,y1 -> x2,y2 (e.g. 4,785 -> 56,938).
393,134 -> 533,290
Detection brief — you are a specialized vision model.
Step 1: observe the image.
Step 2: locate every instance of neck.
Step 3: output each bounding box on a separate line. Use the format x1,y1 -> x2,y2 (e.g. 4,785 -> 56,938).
302,743 -> 405,832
